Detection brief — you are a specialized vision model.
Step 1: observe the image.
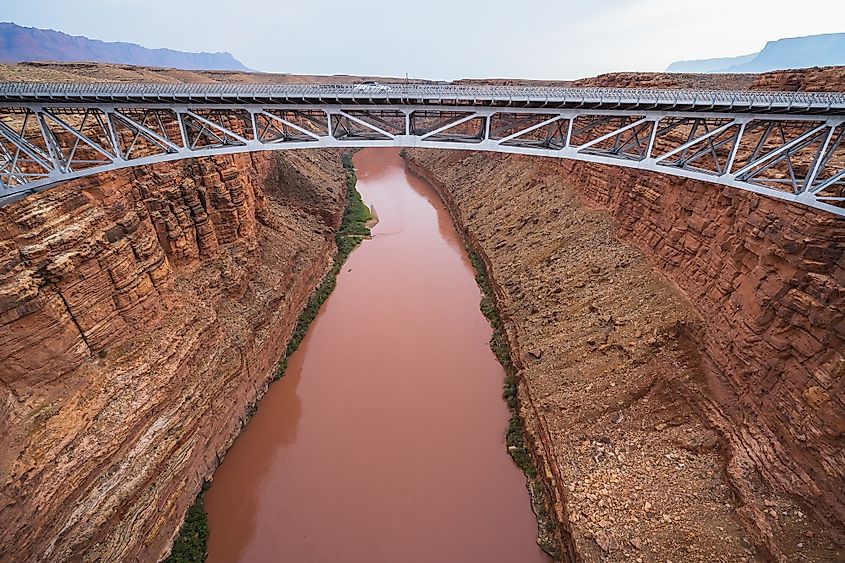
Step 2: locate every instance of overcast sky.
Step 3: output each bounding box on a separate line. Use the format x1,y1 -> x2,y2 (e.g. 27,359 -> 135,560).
5,0 -> 845,79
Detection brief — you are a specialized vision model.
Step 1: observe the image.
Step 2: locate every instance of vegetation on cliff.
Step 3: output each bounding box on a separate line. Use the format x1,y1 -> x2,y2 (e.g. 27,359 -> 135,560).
272,150 -> 371,380
165,484 -> 209,563
467,250 -> 533,475
165,151 -> 370,562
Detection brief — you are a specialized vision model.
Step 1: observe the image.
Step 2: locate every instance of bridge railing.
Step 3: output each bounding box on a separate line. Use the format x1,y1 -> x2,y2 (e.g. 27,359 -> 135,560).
1,82 -> 844,112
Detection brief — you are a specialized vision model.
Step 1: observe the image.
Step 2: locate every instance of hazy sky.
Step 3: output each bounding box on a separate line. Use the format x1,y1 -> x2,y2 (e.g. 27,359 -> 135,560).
5,0 -> 845,79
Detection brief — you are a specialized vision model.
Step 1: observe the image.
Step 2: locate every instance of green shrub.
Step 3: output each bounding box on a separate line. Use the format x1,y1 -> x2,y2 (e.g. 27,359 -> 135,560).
463,231 -> 563,557
164,483 -> 209,563
464,248 -> 539,477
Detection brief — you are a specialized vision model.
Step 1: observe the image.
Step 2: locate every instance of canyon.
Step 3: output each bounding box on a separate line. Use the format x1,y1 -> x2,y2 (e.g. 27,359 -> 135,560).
202,148 -> 547,563
0,62 -> 842,562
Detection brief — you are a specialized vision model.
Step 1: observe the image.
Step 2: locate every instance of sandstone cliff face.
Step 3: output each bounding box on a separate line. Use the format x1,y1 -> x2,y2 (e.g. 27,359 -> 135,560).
547,157 -> 844,545
748,66 -> 845,92
0,149 -> 346,561
405,149 -> 843,562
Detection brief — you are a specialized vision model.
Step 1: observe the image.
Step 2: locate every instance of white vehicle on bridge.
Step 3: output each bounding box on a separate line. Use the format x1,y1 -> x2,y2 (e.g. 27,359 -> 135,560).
353,81 -> 390,94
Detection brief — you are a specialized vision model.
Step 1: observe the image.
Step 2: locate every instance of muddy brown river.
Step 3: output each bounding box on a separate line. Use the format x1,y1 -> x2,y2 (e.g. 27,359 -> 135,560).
204,148 -> 548,562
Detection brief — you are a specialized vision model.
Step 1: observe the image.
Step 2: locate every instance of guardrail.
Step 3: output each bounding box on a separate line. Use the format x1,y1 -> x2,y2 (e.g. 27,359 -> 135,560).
1,82 -> 844,113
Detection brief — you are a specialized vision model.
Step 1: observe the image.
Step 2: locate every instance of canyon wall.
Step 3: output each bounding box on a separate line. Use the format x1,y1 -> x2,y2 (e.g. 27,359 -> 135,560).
0,149 -> 346,561
547,157 -> 844,536
405,149 -> 843,562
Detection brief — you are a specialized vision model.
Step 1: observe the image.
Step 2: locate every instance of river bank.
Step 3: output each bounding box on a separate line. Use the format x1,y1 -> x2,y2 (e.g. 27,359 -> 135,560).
403,147 -> 844,562
403,149 -> 759,562
403,152 -> 570,560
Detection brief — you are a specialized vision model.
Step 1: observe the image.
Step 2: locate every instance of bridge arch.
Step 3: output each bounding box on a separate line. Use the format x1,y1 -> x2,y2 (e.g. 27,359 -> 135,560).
0,82 -> 844,216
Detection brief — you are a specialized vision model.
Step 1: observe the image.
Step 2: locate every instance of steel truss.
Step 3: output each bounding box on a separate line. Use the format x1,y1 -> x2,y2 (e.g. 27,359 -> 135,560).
0,84 -> 844,216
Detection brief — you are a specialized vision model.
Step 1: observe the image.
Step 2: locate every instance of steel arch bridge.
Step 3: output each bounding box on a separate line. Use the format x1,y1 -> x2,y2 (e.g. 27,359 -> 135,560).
1,82 -> 845,216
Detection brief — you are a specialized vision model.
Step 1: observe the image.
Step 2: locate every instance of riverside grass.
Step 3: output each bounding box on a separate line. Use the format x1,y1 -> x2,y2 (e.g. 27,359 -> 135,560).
165,484 -> 209,563
165,152 -> 370,563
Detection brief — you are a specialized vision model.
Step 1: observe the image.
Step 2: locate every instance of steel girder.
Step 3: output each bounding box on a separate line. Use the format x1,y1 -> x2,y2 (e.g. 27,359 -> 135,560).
1,101 -> 844,216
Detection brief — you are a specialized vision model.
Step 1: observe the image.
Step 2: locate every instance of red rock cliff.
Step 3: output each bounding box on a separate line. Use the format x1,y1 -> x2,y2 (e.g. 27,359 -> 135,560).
550,155 -> 844,536
0,149 -> 346,561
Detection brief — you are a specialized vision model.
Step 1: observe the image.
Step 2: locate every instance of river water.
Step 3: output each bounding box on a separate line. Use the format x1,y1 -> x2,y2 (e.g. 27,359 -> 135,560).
204,148 -> 548,562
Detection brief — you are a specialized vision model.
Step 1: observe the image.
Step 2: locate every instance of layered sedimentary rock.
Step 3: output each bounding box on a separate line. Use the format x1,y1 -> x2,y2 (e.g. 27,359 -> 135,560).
458,66 -> 845,92
545,157 -> 844,549
0,149 -> 346,561
568,67 -> 845,92
405,149 -> 843,562
748,66 -> 845,92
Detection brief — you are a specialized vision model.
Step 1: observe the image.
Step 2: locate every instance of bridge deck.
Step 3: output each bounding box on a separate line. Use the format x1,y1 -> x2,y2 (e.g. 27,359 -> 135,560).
2,82 -> 845,115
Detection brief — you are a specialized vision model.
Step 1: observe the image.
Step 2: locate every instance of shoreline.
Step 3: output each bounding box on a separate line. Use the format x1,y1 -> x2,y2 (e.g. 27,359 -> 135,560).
164,152 -> 371,562
402,152 -> 571,561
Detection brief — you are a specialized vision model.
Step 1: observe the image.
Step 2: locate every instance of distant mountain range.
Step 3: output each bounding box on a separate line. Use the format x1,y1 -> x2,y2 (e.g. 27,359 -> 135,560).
0,22 -> 251,71
667,32 -> 845,73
